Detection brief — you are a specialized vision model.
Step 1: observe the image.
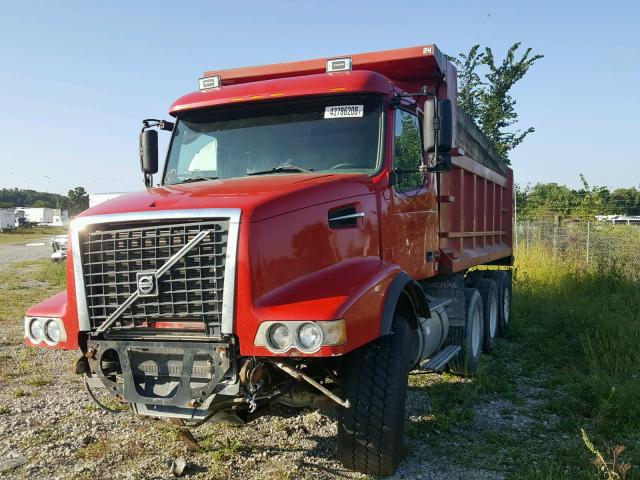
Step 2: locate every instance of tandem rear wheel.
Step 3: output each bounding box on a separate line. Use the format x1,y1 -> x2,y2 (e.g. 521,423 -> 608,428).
449,269 -> 512,375
447,288 -> 484,375
481,270 -> 513,336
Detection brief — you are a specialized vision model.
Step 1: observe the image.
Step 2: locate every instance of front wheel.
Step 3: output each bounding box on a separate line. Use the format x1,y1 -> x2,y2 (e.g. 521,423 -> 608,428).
337,314 -> 411,476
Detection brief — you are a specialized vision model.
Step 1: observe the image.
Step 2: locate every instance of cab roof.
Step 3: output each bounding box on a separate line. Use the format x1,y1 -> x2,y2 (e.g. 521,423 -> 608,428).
170,44 -> 457,117
169,70 -> 396,116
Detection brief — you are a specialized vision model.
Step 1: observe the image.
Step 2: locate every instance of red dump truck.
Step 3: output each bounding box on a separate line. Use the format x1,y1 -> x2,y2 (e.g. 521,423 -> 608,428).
24,44 -> 513,475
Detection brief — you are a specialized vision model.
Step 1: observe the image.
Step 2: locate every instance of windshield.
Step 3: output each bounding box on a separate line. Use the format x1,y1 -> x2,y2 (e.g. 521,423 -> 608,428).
163,94 -> 383,185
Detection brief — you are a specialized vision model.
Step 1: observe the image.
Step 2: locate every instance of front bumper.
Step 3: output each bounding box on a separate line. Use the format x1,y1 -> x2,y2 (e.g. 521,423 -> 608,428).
86,338 -> 238,419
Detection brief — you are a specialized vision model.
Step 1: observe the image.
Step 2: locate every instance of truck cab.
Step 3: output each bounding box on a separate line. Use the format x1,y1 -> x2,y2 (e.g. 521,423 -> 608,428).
24,44 -> 513,476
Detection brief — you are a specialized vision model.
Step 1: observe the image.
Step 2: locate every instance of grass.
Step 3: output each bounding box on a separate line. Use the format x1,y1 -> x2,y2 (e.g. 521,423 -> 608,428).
0,226 -> 67,244
0,259 -> 66,321
409,244 -> 640,479
25,376 -> 50,387
512,245 -> 640,477
0,260 -> 65,385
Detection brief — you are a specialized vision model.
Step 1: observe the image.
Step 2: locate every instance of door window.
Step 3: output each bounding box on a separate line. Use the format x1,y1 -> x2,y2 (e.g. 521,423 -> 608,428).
394,110 -> 423,191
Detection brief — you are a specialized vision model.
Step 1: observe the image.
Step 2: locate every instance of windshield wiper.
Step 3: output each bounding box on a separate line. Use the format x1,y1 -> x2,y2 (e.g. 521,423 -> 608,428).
246,165 -> 314,176
174,176 -> 219,184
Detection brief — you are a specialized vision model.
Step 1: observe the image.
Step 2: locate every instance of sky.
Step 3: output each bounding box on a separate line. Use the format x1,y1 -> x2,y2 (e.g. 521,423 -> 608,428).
0,0 -> 638,195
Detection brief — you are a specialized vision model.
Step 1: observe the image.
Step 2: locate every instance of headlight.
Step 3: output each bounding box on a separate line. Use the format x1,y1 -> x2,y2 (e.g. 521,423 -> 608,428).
255,320 -> 346,353
29,318 -> 45,343
44,319 -> 62,344
267,323 -> 292,351
297,322 -> 323,352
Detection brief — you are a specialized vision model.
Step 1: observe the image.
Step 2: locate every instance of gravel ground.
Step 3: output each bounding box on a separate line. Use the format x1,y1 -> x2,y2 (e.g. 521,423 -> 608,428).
0,255 -> 547,479
0,238 -> 51,270
0,331 -> 506,480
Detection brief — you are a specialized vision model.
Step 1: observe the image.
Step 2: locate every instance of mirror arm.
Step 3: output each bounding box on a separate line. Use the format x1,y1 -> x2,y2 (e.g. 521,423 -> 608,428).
390,86 -> 435,108
426,153 -> 452,173
142,118 -> 174,132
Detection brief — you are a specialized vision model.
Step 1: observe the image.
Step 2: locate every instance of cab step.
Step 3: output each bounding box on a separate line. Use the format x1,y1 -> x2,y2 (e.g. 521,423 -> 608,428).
418,345 -> 461,372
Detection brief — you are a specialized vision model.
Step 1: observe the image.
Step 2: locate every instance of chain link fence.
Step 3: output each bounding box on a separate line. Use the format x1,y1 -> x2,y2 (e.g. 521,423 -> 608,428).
515,221 -> 640,278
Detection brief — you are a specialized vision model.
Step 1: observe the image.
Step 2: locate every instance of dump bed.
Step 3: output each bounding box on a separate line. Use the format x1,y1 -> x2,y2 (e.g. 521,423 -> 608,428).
439,111 -> 514,273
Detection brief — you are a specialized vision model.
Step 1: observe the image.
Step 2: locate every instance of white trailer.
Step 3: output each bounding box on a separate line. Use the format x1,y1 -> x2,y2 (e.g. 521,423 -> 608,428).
51,209 -> 70,226
19,207 -> 54,225
0,209 -> 15,231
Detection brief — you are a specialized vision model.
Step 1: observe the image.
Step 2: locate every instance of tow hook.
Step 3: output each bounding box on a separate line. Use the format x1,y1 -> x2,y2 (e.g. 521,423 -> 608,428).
75,347 -> 97,375
75,355 -> 90,375
269,360 -> 351,408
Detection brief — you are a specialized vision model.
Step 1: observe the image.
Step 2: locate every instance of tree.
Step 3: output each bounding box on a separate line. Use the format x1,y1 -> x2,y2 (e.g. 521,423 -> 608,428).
610,188 -> 640,216
448,43 -> 543,163
0,188 -> 68,208
67,187 -> 89,215
573,174 -> 612,220
516,176 -> 640,220
519,182 -> 579,219
450,45 -> 486,123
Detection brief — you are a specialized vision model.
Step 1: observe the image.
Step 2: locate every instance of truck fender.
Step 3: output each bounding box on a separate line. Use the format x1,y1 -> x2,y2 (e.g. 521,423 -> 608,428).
24,291 -> 80,351
380,272 -> 428,336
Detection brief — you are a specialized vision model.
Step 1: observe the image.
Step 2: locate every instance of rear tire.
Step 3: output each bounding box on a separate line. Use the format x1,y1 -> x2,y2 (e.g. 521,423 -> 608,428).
337,314 -> 411,476
486,271 -> 512,335
448,288 -> 484,375
473,278 -> 498,353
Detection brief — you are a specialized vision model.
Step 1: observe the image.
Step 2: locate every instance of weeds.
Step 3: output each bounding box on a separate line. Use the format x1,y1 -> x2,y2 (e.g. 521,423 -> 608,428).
409,244 -> 639,478
582,428 -> 631,479
14,388 -> 30,397
209,437 -> 245,462
513,245 -> 639,475
20,427 -> 62,448
76,439 -> 110,460
25,376 -> 50,387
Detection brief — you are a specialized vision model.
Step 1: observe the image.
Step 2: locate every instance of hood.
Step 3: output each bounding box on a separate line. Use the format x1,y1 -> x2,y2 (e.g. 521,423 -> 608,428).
78,173 -> 378,223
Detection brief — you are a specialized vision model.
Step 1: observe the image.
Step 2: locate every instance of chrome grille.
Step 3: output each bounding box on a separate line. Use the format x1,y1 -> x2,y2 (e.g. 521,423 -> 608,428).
80,220 -> 229,333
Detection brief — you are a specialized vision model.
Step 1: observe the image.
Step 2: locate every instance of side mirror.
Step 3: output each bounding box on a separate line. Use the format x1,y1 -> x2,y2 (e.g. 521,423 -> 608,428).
423,98 -> 453,154
139,129 -> 159,176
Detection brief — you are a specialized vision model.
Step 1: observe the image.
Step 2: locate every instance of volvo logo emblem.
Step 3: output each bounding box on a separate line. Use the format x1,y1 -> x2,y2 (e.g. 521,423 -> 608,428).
136,273 -> 157,297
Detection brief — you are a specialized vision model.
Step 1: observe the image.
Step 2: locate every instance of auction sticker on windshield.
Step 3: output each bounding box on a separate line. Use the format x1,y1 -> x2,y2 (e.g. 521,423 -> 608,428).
324,105 -> 364,119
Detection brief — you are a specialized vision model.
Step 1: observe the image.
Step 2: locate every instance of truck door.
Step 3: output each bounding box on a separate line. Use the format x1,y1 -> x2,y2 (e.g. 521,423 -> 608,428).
382,108 -> 439,279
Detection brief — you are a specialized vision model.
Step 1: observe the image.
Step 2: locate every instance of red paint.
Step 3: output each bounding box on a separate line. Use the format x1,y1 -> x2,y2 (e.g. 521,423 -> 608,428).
171,71 -> 395,116
438,158 -> 514,273
80,173 -> 376,223
26,44 -> 513,358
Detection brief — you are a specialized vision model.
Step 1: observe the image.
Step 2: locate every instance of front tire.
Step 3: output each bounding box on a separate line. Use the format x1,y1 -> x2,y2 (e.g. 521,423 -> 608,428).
337,314 -> 411,476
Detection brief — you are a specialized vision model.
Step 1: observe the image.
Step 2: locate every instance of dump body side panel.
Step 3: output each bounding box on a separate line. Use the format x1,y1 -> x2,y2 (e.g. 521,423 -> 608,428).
438,155 -> 513,273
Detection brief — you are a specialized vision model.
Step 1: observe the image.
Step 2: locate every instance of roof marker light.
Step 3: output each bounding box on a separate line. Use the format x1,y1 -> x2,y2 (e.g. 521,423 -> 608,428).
199,75 -> 221,91
326,57 -> 352,73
